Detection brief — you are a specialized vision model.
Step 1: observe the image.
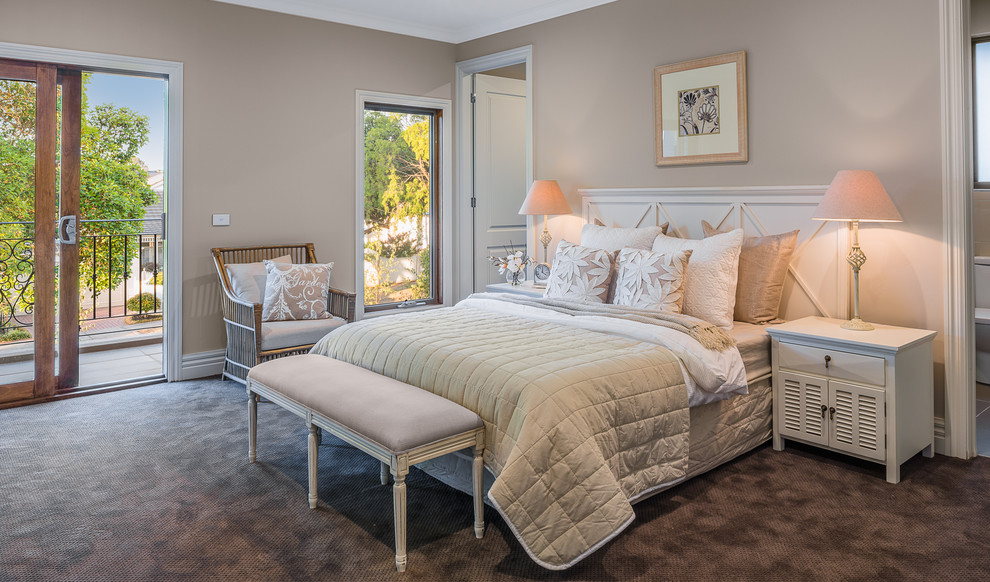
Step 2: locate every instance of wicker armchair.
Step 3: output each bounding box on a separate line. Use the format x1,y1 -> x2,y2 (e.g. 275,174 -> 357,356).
212,243 -> 356,384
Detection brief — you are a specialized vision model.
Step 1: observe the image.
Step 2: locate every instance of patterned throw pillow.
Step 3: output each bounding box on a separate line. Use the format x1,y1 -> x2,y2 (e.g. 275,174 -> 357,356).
612,248 -> 692,313
652,228 -> 744,329
543,241 -> 615,303
261,261 -> 334,322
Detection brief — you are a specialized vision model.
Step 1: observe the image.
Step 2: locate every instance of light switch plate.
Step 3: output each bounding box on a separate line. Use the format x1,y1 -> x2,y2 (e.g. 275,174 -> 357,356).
212,213 -> 230,226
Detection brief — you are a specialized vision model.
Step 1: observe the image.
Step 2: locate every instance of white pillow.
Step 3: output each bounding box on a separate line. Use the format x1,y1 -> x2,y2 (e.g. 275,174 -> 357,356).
225,254 -> 292,304
579,224 -> 668,252
651,229 -> 744,329
612,247 -> 692,313
543,241 -> 615,303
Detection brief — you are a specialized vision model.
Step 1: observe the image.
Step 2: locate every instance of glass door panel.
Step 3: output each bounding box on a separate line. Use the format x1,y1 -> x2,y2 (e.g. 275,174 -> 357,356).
0,74 -> 38,400
0,59 -> 68,405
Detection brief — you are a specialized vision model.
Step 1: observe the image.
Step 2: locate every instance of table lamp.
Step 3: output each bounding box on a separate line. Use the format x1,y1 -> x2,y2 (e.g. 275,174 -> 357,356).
812,170 -> 903,331
519,180 -> 572,287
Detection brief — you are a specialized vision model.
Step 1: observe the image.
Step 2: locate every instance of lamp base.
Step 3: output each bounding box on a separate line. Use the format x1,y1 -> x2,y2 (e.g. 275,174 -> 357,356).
841,317 -> 875,331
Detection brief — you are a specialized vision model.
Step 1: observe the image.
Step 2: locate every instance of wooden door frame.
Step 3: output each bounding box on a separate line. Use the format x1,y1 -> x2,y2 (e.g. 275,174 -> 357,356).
0,41 -> 184,383
0,59 -> 59,402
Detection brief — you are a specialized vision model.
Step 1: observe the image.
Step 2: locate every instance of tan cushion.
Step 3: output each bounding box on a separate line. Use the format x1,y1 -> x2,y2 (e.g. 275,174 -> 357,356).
247,354 -> 483,453
702,220 -> 799,324
225,254 -> 292,304
260,317 -> 347,351
579,223 -> 669,251
652,228 -> 744,329
543,240 -> 615,303
261,261 -> 334,322
611,247 -> 692,313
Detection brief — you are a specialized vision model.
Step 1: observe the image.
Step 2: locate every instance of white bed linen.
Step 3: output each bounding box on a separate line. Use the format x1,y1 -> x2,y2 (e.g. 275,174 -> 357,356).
461,293 -> 748,406
728,321 -> 775,382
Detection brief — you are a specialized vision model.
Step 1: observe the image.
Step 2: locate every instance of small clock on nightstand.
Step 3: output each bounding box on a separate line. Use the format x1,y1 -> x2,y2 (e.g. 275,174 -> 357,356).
532,262 -> 551,288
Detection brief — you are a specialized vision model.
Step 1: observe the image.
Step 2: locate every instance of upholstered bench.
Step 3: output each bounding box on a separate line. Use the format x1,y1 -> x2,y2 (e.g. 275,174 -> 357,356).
245,354 -> 485,572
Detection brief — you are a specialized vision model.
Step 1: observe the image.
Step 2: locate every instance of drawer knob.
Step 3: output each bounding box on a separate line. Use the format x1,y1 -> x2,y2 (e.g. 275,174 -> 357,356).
824,355 -> 831,369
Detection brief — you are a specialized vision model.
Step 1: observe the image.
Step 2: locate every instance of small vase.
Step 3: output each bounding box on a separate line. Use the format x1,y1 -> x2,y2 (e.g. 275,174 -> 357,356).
506,269 -> 525,285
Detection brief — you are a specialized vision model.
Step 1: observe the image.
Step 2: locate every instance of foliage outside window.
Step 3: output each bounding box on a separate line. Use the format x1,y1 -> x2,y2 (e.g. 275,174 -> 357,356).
0,74 -> 155,334
363,104 -> 438,309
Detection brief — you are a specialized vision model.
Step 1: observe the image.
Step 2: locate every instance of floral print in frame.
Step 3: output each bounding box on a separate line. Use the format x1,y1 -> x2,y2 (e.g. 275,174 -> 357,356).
654,51 -> 747,165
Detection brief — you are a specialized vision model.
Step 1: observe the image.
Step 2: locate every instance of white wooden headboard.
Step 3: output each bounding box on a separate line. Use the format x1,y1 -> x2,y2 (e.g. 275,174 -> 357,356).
580,186 -> 850,322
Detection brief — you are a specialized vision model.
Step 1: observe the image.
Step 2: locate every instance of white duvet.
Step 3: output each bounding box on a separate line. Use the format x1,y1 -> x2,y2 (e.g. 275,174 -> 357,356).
460,293 -> 748,406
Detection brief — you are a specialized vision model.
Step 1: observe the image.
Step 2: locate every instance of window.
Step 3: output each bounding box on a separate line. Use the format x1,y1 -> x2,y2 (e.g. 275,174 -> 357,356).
360,98 -> 444,313
975,39 -> 990,187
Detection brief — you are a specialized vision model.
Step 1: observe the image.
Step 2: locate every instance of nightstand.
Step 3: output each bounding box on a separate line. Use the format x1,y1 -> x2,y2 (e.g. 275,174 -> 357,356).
484,281 -> 544,298
767,316 -> 936,484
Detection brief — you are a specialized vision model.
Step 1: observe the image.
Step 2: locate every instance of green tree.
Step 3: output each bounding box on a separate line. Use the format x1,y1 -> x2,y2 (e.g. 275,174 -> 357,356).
363,111 -> 432,303
0,76 -> 155,331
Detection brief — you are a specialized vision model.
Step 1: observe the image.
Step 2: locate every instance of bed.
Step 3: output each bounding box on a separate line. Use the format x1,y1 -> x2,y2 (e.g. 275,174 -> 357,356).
311,186 -> 847,570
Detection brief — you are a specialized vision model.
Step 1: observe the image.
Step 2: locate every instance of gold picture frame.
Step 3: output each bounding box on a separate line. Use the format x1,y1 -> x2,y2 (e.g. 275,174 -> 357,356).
654,51 -> 748,166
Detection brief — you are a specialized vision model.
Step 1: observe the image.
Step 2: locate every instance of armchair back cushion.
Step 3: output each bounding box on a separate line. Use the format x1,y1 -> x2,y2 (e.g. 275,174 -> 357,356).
226,254 -> 292,304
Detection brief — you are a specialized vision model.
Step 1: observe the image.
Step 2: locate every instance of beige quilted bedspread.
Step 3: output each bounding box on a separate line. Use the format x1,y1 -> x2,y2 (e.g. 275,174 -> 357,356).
310,305 -> 689,570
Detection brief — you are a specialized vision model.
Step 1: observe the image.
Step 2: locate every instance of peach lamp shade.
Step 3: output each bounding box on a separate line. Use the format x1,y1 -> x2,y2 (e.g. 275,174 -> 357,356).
518,180 -> 572,216
811,170 -> 903,223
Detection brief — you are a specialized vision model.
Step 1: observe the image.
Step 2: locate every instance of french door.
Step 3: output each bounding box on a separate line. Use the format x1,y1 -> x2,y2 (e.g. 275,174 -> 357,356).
0,57 -> 81,405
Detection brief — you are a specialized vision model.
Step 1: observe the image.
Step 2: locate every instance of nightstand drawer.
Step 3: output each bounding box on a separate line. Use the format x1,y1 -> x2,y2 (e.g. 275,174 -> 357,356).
777,342 -> 885,386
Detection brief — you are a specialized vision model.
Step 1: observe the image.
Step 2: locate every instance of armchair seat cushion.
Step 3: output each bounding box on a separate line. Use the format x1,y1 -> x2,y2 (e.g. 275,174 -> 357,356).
261,317 -> 346,351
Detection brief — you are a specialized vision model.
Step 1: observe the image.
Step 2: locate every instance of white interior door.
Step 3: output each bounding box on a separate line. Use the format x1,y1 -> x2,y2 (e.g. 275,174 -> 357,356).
472,73 -> 527,291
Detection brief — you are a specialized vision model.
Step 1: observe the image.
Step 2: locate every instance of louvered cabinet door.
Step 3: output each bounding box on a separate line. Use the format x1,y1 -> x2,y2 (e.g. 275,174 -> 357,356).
776,371 -> 829,447
827,380 -> 885,461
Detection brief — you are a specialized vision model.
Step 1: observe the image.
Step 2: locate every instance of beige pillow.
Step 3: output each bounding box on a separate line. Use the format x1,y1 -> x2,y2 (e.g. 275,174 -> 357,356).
612,248 -> 692,313
702,221 -> 799,324
261,261 -> 334,322
579,223 -> 669,251
543,241 -> 615,304
652,228 -> 744,329
225,254 -> 292,304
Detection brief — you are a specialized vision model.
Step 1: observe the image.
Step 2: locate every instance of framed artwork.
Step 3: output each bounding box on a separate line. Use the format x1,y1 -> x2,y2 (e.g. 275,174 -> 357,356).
654,51 -> 748,166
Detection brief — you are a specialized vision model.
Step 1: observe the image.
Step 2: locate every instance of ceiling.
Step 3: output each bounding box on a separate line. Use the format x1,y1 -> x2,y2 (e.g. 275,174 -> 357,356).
213,0 -> 616,44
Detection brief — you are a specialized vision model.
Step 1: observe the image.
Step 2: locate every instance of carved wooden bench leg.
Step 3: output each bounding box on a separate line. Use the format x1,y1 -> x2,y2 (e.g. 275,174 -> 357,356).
248,391 -> 258,463
473,432 -> 485,539
308,420 -> 319,510
381,461 -> 390,485
391,455 -> 409,573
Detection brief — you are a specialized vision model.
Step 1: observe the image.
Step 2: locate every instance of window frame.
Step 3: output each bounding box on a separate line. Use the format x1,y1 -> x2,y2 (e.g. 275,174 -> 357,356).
974,36 -> 990,189
355,91 -> 451,320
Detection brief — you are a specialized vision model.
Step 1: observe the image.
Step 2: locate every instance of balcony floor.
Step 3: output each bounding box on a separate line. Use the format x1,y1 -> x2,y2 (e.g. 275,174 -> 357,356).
0,322 -> 164,388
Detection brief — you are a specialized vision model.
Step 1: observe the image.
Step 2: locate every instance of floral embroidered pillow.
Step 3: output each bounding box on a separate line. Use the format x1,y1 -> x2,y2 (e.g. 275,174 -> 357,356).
543,241 -> 615,303
261,261 -> 334,322
612,248 -> 692,313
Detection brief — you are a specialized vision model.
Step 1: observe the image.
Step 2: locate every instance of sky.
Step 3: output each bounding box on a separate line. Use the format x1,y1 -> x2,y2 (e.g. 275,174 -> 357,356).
85,72 -> 166,171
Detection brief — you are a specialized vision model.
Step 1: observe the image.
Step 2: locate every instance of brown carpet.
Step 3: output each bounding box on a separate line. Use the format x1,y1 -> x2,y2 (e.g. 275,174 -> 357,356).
1,379 -> 989,581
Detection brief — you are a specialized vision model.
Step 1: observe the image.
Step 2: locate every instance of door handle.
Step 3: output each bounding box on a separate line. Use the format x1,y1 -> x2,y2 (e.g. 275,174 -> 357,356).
58,215 -> 76,245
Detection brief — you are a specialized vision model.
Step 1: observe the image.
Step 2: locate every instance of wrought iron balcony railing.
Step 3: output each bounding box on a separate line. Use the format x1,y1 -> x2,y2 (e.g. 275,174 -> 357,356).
0,218 -> 163,336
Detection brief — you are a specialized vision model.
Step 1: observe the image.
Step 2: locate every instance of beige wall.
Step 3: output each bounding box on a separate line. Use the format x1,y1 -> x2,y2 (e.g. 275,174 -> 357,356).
0,0 -> 455,356
975,0 -> 990,36
457,0 -> 946,409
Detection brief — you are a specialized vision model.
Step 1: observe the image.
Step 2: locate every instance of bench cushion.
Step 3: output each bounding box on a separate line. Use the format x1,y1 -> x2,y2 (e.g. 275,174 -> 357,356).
247,354 -> 482,453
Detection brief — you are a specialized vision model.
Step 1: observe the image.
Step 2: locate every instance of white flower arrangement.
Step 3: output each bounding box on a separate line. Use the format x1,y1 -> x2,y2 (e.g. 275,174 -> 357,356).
489,249 -> 533,274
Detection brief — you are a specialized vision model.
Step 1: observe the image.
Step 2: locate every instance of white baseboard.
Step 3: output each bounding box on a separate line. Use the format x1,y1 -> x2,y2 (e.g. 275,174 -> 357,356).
934,416 -> 946,456
181,349 -> 225,380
